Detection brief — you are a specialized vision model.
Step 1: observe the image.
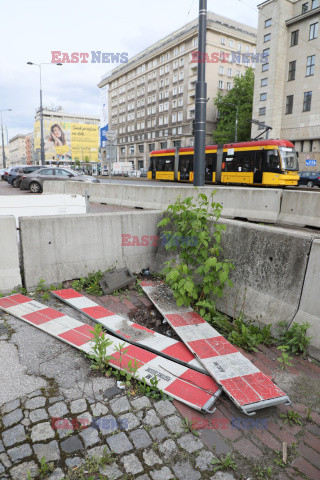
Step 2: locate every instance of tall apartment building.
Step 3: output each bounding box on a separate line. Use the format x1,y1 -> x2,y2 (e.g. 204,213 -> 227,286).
252,0 -> 320,167
25,132 -> 35,165
8,135 -> 27,166
98,13 -> 257,169
0,145 -> 10,168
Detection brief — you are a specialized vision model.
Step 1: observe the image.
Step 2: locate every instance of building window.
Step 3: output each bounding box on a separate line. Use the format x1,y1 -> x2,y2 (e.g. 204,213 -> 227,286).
306,55 -> 315,75
179,71 -> 184,80
259,107 -> 266,116
161,141 -> 167,149
312,0 -> 319,9
192,38 -> 198,47
229,39 -> 234,47
179,57 -> 184,67
173,60 -> 178,69
129,146 -> 134,155
172,128 -> 177,135
120,147 -> 125,154
178,112 -> 183,121
285,95 -> 293,114
219,66 -> 224,75
227,82 -> 232,90
288,60 -> 296,81
221,37 -> 225,45
303,91 -> 312,111
262,48 -> 270,60
309,23 -> 318,40
302,2 -> 309,13
227,68 -> 232,76
148,143 -> 155,152
138,145 -> 144,153
174,140 -> 181,148
264,33 -> 271,42
291,30 -> 299,46
265,18 -> 272,27
260,93 -> 267,101
218,80 -> 223,89
261,78 -> 268,86
262,63 -> 269,71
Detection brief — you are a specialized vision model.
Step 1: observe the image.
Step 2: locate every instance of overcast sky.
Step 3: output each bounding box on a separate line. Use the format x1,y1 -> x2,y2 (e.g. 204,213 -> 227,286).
0,0 -> 260,140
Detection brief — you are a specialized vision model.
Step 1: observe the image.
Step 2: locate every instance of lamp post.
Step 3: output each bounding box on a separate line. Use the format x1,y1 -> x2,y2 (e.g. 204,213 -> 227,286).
0,109 -> 11,168
27,62 -> 62,166
193,0 -> 207,187
226,103 -> 239,142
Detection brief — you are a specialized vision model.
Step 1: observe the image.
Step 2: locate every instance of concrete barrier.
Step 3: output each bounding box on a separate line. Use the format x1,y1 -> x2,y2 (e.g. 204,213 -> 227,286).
152,218 -> 317,333
293,239 -> 320,360
19,211 -> 161,291
43,181 -> 282,223
279,190 -> 320,228
0,216 -> 21,294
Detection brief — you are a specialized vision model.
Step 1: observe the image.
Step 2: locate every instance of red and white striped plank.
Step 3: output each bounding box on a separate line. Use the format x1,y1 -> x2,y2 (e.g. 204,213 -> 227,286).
140,281 -> 291,415
0,293 -> 220,413
51,288 -> 212,375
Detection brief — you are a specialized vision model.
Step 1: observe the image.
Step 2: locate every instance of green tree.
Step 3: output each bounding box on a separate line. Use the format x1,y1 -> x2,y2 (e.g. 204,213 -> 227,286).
213,67 -> 254,144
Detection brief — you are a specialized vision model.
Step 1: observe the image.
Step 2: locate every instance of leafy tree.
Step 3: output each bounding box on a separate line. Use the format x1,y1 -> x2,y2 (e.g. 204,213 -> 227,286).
213,67 -> 254,144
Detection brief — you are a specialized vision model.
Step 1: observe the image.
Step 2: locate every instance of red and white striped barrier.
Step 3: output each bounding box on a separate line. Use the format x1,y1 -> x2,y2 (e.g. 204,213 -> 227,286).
140,281 -> 291,415
51,289 -> 209,375
0,293 -> 220,413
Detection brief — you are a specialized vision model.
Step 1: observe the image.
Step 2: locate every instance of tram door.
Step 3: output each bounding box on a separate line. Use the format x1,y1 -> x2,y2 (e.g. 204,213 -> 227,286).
179,155 -> 193,181
253,150 -> 264,183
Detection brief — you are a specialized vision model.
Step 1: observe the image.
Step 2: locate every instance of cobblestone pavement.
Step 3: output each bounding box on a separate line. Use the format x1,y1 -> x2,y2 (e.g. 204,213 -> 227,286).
0,288 -> 319,480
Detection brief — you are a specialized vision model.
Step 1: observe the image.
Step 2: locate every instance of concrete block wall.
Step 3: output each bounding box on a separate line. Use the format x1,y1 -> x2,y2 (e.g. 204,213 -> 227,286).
0,216 -> 21,294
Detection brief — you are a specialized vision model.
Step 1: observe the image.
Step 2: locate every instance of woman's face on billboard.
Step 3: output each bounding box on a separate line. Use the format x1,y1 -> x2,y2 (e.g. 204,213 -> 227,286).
53,126 -> 62,137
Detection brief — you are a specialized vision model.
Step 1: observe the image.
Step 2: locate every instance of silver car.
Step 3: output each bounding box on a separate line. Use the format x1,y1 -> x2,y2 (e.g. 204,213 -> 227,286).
20,167 -> 100,193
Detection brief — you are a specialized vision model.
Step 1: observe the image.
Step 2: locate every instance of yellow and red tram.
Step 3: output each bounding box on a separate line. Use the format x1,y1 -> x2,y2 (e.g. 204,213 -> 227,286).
148,140 -> 299,186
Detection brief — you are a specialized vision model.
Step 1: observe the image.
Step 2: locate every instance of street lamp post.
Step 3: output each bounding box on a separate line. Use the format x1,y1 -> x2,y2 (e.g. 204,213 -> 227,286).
193,0 -> 207,187
0,109 -> 12,169
27,62 -> 62,166
226,103 -> 239,143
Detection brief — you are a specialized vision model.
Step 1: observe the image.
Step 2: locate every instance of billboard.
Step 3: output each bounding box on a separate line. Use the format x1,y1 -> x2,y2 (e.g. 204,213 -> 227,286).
34,120 -> 99,162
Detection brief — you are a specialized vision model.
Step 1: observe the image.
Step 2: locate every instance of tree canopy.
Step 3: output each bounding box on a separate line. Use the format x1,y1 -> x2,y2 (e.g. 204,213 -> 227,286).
213,67 -> 254,144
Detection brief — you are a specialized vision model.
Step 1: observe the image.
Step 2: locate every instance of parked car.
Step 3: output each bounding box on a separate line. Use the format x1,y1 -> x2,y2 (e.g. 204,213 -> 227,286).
1,167 -> 13,181
140,169 -> 148,177
298,171 -> 320,188
20,167 -> 100,193
8,165 -> 42,188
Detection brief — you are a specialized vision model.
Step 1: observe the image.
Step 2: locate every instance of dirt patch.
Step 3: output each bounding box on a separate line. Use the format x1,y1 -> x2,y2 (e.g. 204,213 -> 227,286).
128,306 -> 181,341
147,283 -> 190,314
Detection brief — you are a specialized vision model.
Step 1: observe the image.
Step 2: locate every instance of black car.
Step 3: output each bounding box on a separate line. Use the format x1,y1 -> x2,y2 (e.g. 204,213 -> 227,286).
298,171 -> 320,188
8,165 -> 41,188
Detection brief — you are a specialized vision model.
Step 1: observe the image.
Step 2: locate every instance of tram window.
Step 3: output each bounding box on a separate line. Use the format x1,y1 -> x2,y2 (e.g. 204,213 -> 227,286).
156,156 -> 174,171
179,155 -> 193,173
234,151 -> 255,172
265,150 -> 281,171
205,153 -> 217,172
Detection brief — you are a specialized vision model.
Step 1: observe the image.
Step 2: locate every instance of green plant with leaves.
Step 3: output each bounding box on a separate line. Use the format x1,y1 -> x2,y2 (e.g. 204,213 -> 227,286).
159,192 -> 233,317
277,345 -> 293,370
72,270 -> 104,296
37,456 -> 54,479
228,311 -> 272,352
181,417 -> 199,437
64,447 -> 113,479
277,320 -> 312,355
211,452 -> 237,472
279,409 -> 303,426
87,324 -> 113,372
254,466 -> 273,479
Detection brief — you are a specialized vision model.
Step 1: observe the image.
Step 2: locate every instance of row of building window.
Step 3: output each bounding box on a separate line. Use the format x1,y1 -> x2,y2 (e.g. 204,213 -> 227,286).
264,22 -> 318,47
220,37 -> 251,52
218,81 -> 233,90
218,67 -> 241,76
118,128 -> 183,146
120,140 -> 185,155
259,91 -> 313,116
118,112 -> 184,133
288,55 -> 316,80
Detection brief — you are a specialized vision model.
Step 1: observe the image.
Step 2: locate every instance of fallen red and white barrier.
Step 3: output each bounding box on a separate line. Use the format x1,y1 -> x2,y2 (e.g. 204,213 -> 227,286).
140,281 -> 291,415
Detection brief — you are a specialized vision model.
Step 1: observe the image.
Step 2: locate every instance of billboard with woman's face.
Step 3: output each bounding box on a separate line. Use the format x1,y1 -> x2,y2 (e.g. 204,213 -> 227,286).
34,121 -> 99,162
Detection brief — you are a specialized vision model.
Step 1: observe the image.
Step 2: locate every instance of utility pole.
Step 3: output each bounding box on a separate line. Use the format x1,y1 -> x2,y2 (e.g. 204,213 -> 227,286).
0,109 -> 11,169
193,0 -> 207,187
235,105 -> 239,143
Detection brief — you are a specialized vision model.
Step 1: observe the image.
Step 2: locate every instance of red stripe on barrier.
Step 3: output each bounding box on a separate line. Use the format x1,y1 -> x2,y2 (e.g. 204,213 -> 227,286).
179,369 -> 219,394
162,342 -> 196,363
23,311 -> 53,326
10,294 -> 31,304
58,329 -> 92,346
166,378 -> 212,406
220,376 -> 260,405
74,324 -> 96,338
0,298 -> 18,308
126,344 -> 158,364
166,312 -> 206,327
242,372 -> 285,400
82,306 -> 114,320
53,289 -> 83,299
38,308 -> 65,320
109,351 -> 144,370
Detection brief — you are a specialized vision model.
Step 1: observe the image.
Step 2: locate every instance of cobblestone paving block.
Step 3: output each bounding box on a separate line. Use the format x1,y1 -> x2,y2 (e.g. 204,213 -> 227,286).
136,475 -> 151,480
95,414 -> 118,435
154,400 -> 176,417
158,439 -> 178,458
1,399 -> 20,414
10,460 -> 38,480
2,408 -> 23,428
0,463 -> 5,475
70,398 -> 87,414
48,401 -> 69,418
21,418 -> 31,427
129,428 -> 153,449
0,452 -> 12,468
131,396 -> 151,410
195,450 -> 216,471
0,440 -> 4,453
150,466 -> 174,480
177,433 -> 204,453
199,429 -> 231,456
7,443 -> 32,462
87,445 -> 110,457
28,390 -> 43,399
106,432 -> 133,454
91,402 -> 109,417
33,440 -> 60,462
79,427 -> 100,448
144,409 -> 161,426
118,411 -> 140,431
103,385 -> 123,400
121,453 -> 144,474
65,457 -> 83,468
60,435 -> 84,453
99,463 -> 123,479
25,396 -> 46,410
29,408 -> 49,424
109,396 -> 131,414
2,424 -> 26,447
48,468 -> 65,480
210,472 -> 237,480
143,449 -> 163,466
48,396 -> 64,405
31,422 -> 55,442
164,415 -> 184,434
172,462 -> 201,480
150,426 -> 170,442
